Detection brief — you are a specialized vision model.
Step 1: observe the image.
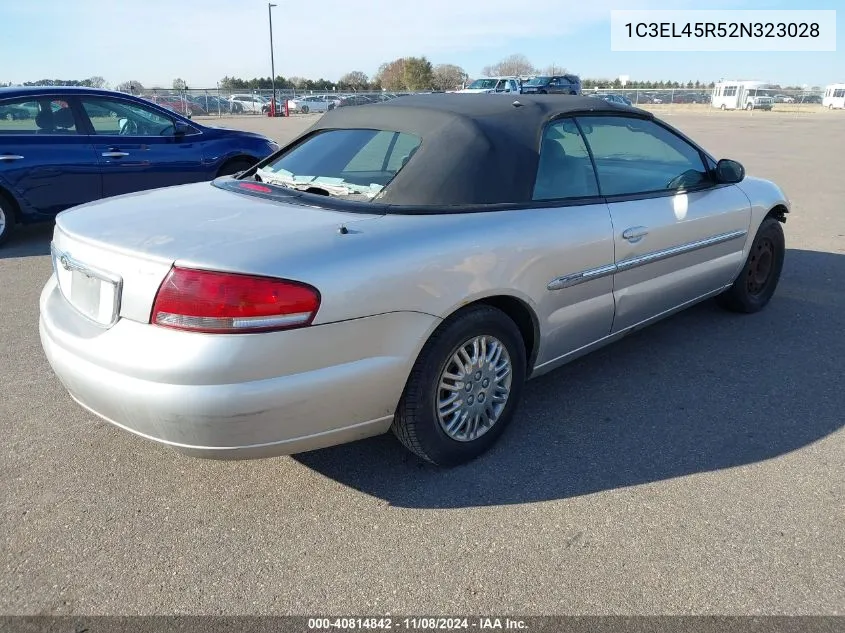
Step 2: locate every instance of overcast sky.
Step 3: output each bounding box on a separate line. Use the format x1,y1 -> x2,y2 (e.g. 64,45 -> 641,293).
0,0 -> 841,87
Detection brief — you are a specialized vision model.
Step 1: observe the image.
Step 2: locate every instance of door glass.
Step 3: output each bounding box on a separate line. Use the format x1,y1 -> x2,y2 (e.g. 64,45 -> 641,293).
533,119 -> 599,200
81,98 -> 175,136
0,99 -> 77,134
577,116 -> 710,195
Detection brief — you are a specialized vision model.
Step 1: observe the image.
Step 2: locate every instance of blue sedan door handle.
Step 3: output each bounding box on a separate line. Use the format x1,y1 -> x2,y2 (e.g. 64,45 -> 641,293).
622,226 -> 649,243
0,154 -> 24,161
102,151 -> 130,158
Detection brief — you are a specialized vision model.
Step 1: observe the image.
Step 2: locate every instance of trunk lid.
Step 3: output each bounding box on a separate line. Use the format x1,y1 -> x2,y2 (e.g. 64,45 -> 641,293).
52,181 -> 381,326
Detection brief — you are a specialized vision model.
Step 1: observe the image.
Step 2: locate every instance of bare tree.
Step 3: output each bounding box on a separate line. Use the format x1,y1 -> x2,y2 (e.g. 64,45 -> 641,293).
116,80 -> 144,94
84,76 -> 108,89
432,64 -> 466,91
339,71 -> 369,90
485,53 -> 536,77
542,64 -> 567,76
172,78 -> 188,90
376,59 -> 407,91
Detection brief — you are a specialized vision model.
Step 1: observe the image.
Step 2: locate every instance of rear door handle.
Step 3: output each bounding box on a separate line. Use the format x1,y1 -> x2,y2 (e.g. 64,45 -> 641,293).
622,226 -> 649,243
0,154 -> 24,161
101,151 -> 129,158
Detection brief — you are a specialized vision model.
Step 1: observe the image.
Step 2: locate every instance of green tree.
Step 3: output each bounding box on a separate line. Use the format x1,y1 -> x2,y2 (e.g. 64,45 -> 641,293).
403,56 -> 433,90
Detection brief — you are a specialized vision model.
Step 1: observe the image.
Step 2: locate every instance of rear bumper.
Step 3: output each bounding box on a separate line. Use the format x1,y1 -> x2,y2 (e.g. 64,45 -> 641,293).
39,275 -> 439,459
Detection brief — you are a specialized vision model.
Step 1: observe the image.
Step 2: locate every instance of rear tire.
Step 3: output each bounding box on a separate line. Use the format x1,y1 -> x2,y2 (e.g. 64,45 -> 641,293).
301,105 -> 309,114
216,158 -> 255,178
392,305 -> 527,466
717,217 -> 785,313
0,193 -> 16,247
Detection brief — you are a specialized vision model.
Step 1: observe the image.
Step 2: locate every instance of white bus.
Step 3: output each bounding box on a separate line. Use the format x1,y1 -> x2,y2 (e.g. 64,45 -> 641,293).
822,83 -> 845,109
711,81 -> 775,111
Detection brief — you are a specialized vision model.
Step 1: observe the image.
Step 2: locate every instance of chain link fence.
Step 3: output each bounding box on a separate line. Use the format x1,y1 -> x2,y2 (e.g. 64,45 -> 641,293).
115,86 -> 830,118
115,87 -> 408,118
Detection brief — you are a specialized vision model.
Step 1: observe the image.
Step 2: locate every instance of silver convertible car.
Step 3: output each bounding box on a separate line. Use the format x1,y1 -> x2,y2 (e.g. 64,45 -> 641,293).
39,94 -> 789,466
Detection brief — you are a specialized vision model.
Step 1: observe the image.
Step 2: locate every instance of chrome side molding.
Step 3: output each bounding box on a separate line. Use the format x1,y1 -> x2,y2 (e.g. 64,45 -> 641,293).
547,230 -> 747,291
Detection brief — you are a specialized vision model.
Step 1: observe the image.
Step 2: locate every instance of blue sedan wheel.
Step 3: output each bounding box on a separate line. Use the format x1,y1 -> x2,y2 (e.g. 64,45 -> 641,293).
0,193 -> 15,246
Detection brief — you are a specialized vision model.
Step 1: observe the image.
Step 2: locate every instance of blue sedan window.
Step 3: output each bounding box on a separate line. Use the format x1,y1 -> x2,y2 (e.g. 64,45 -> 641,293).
0,99 -> 77,135
80,98 -> 176,137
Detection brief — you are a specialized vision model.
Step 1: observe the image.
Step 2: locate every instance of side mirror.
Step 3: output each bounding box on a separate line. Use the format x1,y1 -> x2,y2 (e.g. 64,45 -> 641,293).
715,158 -> 745,184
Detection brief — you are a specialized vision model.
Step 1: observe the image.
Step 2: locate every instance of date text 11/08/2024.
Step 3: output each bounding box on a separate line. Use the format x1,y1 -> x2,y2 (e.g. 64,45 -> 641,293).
307,617 -> 529,630
624,21 -> 820,39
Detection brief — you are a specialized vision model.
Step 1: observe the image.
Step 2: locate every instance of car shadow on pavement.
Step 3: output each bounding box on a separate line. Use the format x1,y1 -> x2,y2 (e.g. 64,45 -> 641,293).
294,248 -> 845,509
0,224 -> 53,260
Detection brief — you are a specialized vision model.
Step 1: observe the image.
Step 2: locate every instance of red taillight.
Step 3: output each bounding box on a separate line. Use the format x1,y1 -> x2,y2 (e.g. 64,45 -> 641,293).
238,182 -> 273,193
151,266 -> 320,334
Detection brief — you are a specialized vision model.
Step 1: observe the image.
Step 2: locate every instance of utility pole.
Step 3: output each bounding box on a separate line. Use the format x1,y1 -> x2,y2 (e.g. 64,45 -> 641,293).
269,3 -> 277,116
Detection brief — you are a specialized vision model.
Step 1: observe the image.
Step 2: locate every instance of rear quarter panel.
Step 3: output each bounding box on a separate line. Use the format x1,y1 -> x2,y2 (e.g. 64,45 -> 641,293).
173,203 -> 617,369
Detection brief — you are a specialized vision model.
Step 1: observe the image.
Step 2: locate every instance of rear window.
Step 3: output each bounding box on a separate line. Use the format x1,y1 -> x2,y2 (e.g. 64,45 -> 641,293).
254,129 -> 422,201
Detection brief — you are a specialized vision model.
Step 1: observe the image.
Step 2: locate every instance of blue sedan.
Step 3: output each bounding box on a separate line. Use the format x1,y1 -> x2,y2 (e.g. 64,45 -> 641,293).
0,86 -> 279,245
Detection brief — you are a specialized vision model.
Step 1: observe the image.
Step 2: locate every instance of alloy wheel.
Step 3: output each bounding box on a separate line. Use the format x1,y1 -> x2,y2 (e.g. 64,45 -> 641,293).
436,335 -> 513,442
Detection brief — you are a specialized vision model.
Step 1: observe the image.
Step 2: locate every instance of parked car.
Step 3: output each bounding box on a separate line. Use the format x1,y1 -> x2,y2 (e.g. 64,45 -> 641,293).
520,75 -> 582,95
145,95 -> 207,118
257,96 -> 285,115
189,94 -> 244,114
0,104 -> 32,120
38,93 -> 790,466
286,95 -> 334,113
745,95 -> 774,110
589,92 -> 633,106
336,94 -> 378,107
0,86 -> 279,245
457,77 -> 520,94
228,94 -> 266,113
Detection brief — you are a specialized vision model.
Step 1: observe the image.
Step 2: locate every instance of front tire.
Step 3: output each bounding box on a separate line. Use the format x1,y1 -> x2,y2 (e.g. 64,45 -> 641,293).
392,305 -> 527,466
717,217 -> 785,313
216,158 -> 255,178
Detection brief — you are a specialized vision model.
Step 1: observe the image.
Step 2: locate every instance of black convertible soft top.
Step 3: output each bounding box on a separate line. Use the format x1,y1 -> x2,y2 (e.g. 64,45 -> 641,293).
298,93 -> 652,207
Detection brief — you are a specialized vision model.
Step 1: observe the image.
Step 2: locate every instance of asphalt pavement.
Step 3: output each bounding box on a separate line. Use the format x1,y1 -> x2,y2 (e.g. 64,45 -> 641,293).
1,110 -> 843,616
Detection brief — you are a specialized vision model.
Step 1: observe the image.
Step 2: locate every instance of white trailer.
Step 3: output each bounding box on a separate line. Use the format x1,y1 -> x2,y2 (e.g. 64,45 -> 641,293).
711,81 -> 774,111
822,83 -> 845,109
